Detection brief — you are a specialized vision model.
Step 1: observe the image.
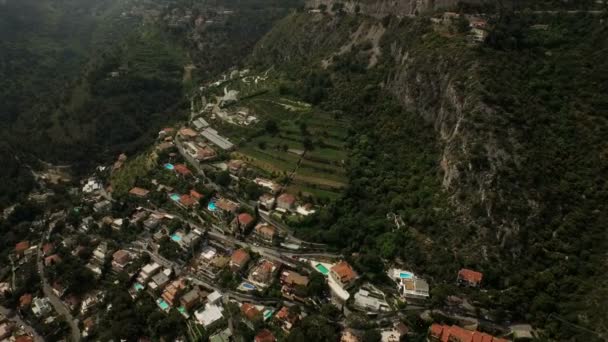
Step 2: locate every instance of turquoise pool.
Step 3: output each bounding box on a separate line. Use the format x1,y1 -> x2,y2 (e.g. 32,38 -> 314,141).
207,200 -> 217,212
170,193 -> 180,201
157,299 -> 170,311
171,234 -> 182,242
315,264 -> 330,275
164,163 -> 174,170
134,283 -> 144,291
399,272 -> 414,279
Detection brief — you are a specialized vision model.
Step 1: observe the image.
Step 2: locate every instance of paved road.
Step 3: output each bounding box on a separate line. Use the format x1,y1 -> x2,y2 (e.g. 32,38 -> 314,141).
0,305 -> 44,342
37,227 -> 81,342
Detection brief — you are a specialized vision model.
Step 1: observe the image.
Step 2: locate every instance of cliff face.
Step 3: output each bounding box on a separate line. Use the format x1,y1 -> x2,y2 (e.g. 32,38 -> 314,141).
305,0 -> 491,17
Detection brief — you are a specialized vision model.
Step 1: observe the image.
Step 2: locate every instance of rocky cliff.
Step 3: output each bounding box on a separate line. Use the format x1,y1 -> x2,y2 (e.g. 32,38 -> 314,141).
305,0 -> 492,17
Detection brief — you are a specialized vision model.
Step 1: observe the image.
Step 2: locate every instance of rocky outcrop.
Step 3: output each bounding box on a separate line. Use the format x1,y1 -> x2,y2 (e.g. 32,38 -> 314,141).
305,0 -> 492,17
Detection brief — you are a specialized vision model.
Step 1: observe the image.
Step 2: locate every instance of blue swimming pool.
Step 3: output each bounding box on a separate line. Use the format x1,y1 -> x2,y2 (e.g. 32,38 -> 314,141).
164,163 -> 174,170
207,200 -> 217,212
399,272 -> 414,279
134,283 -> 144,291
242,283 -> 256,290
171,234 -> 182,242
170,193 -> 180,201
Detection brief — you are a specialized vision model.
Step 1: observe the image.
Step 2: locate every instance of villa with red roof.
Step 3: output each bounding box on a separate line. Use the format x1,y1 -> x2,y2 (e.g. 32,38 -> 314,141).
174,164 -> 192,176
231,213 -> 255,235
457,268 -> 483,287
429,324 -> 508,342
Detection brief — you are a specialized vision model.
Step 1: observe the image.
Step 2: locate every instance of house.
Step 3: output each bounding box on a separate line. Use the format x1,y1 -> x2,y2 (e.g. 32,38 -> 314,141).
215,197 -> 239,213
428,324 -> 508,342
180,289 -> 201,311
275,306 -> 299,332
277,193 -> 296,210
457,269 -> 483,287
210,328 -> 232,342
281,270 -> 310,288
31,297 -> 52,317
179,127 -> 198,139
341,330 -> 361,342
161,278 -> 187,306
143,216 -> 161,230
201,128 -> 234,150
330,261 -> 358,289
15,241 -> 30,257
254,223 -> 276,242
42,243 -> 55,256
195,304 -> 224,328
254,178 -> 281,194
15,336 -> 34,342
180,194 -> 198,208
190,189 -> 204,201
83,317 -> 96,336
44,254 -> 62,266
174,164 -> 192,177
0,322 -> 13,340
93,200 -> 112,213
113,153 -> 127,171
402,277 -> 430,300
231,213 -> 254,235
254,329 -> 277,342
193,118 -> 210,131
258,194 -> 275,211
52,281 -> 66,297
227,160 -> 246,174
296,203 -> 316,216
112,250 -> 131,271
248,259 -> 278,287
241,303 -> 261,321
92,242 -> 109,264
195,144 -> 217,161
148,271 -> 170,291
230,249 -> 250,270
111,218 -> 124,231
354,288 -> 390,312
19,293 -> 32,308
138,263 -> 162,283
254,329 -> 276,342
129,187 -> 150,198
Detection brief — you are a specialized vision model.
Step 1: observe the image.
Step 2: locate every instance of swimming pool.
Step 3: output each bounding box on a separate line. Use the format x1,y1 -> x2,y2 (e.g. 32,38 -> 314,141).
134,283 -> 144,291
263,309 -> 274,320
315,264 -> 330,275
207,200 -> 217,212
170,193 -> 180,201
157,299 -> 170,311
171,234 -> 182,242
242,282 -> 256,290
399,272 -> 414,279
164,163 -> 174,170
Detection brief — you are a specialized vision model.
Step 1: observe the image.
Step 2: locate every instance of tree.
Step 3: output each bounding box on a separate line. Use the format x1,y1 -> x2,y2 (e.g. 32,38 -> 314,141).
362,329 -> 381,342
265,120 -> 279,135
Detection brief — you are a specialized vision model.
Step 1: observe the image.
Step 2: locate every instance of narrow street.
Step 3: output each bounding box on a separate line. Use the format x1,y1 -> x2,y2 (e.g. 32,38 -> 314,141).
37,226 -> 81,342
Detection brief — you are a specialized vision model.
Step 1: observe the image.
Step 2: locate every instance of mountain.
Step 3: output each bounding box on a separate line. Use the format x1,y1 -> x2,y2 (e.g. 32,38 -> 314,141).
248,3 -> 608,340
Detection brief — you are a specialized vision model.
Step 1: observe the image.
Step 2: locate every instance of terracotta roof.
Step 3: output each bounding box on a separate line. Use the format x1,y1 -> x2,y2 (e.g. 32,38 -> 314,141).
282,271 -> 309,287
162,127 -> 176,133
113,250 -> 131,264
331,261 -> 358,284
190,190 -> 203,200
255,329 -> 276,342
255,224 -> 276,238
179,127 -> 198,138
458,269 -> 483,284
15,336 -> 34,342
44,254 -> 62,266
42,243 -> 54,255
277,193 -> 296,205
241,303 -> 261,321
174,164 -> 192,176
19,293 -> 32,307
429,324 -> 508,342
275,306 -> 290,320
237,213 -> 254,226
180,194 -> 197,207
15,241 -> 30,254
231,249 -> 250,266
216,198 -> 239,212
129,187 -> 150,197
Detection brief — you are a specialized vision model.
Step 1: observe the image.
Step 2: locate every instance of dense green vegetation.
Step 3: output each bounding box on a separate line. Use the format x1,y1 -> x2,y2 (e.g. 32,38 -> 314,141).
250,9 -> 608,340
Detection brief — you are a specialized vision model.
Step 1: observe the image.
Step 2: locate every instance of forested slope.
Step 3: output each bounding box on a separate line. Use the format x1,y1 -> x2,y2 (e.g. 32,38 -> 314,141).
249,8 -> 608,340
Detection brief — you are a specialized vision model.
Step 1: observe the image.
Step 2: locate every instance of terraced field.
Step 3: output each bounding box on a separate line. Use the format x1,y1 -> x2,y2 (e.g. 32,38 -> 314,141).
205,74 -> 350,200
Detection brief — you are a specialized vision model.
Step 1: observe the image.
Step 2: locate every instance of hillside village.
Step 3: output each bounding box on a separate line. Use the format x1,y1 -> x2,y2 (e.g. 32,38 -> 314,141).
0,0 -> 574,341
0,46 -> 537,341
